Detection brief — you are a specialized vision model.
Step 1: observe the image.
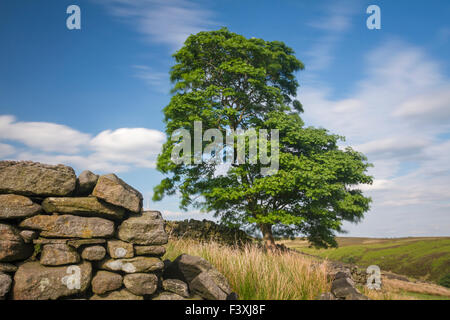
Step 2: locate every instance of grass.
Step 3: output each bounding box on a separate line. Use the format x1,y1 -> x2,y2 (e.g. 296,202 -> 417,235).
359,278 -> 450,300
163,239 -> 331,300
163,238 -> 450,300
279,237 -> 450,283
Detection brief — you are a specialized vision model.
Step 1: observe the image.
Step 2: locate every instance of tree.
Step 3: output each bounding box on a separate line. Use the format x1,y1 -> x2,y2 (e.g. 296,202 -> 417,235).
153,28 -> 372,249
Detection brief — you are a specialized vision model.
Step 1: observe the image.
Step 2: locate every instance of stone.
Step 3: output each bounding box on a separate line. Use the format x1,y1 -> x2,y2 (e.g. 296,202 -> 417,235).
41,197 -> 124,220
40,244 -> 80,266
331,277 -> 361,299
0,223 -> 33,262
0,161 -> 76,197
165,219 -> 252,245
12,261 -> 92,300
0,194 -> 41,220
123,273 -> 158,296
162,279 -> 189,298
345,292 -> 370,300
317,292 -> 337,300
90,288 -> 143,300
107,240 -> 134,259
164,254 -> 233,300
81,246 -> 106,261
163,259 -> 172,270
118,211 -> 168,245
226,292 -> 239,300
163,254 -> 213,283
67,239 -> 106,249
152,292 -> 186,300
20,214 -> 115,238
19,230 -> 39,243
135,245 -> 166,256
98,257 -> 164,273
33,238 -> 68,245
92,173 -> 143,213
91,271 -> 123,295
76,170 -> 99,196
0,263 -> 18,273
190,271 -> 229,300
334,271 -> 352,281
0,273 -> 12,299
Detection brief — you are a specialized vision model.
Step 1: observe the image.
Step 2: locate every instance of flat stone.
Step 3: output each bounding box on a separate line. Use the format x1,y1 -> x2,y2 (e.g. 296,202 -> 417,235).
12,261 -> 92,300
40,244 -> 80,266
190,271 -> 229,300
76,170 -> 98,196
331,277 -> 361,299
42,197 -> 124,220
92,173 -> 143,213
0,194 -> 41,220
0,161 -> 76,197
107,240 -> 134,258
162,279 -> 189,298
118,211 -> 168,245
163,254 -> 213,283
0,223 -> 33,262
33,238 -> 107,248
0,263 -> 18,273
164,254 -> 233,300
67,239 -> 106,249
98,256 -> 164,273
123,273 -> 158,296
91,271 -> 123,295
135,245 -> 166,256
33,238 -> 68,245
20,214 -> 115,238
90,289 -> 143,300
81,246 -> 106,261
0,273 -> 12,299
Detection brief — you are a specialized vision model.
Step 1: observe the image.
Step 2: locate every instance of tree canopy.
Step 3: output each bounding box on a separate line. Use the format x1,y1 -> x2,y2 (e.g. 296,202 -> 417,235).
154,28 -> 372,248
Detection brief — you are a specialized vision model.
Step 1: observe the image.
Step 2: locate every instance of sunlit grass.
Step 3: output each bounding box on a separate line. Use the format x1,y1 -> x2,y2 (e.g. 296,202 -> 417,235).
164,239 -> 331,300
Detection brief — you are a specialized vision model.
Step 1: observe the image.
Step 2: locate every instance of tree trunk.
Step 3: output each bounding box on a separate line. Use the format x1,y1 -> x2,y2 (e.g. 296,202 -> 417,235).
260,223 -> 276,251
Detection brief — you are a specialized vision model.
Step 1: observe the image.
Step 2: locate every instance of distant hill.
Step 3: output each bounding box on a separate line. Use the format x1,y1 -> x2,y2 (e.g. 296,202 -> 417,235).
279,237 -> 450,284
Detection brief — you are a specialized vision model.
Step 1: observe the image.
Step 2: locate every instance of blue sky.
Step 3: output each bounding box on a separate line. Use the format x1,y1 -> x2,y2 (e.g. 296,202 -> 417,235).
1,0 -> 449,237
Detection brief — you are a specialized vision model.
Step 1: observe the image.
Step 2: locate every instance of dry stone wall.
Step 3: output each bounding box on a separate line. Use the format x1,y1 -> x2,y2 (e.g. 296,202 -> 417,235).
0,160 -> 236,300
165,219 -> 252,245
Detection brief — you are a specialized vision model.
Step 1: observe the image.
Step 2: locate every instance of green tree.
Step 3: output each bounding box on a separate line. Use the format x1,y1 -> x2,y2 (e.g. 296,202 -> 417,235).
154,28 -> 372,248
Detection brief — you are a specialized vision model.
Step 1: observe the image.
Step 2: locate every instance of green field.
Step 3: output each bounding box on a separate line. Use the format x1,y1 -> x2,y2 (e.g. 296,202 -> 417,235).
279,237 -> 450,284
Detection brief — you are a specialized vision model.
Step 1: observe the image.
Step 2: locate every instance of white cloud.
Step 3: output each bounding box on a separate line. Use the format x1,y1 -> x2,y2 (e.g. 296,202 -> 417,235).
0,116 -> 166,173
97,0 -> 216,50
0,115 -> 91,154
90,127 -> 166,168
301,40 -> 450,236
132,65 -> 170,93
305,1 -> 359,71
0,143 -> 15,158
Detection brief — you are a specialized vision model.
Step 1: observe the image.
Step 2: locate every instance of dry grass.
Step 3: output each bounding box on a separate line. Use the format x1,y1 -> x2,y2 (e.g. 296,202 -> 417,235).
163,239 -> 331,300
359,276 -> 450,300
382,278 -> 450,297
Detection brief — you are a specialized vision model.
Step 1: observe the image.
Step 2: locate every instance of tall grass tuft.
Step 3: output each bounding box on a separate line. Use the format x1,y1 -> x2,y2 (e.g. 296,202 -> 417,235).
164,239 -> 331,300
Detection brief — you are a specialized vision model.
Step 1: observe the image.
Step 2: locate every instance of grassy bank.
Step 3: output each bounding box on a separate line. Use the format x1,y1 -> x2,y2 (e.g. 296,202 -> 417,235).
279,237 -> 450,283
163,239 -> 330,300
